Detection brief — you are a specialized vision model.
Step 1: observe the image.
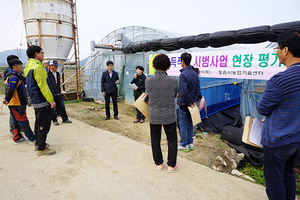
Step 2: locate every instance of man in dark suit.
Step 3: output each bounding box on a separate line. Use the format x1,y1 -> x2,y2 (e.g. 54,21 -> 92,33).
47,60 -> 72,125
101,61 -> 119,120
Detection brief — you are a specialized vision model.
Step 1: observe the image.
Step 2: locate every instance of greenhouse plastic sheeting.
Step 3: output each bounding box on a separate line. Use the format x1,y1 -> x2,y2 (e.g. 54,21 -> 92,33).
194,33 -> 209,48
236,25 -> 270,44
160,38 -> 180,51
239,79 -> 268,124
209,31 -> 236,47
199,77 -> 241,118
178,36 -> 195,49
121,20 -> 300,53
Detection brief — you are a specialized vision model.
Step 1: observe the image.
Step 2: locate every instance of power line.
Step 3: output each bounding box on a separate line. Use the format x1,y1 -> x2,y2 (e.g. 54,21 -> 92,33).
0,9 -> 22,47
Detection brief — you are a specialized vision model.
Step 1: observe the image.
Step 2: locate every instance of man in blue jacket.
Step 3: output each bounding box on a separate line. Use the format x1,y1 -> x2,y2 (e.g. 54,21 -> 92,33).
3,59 -> 35,144
4,55 -> 19,136
177,53 -> 201,152
257,29 -> 300,200
101,61 -> 119,120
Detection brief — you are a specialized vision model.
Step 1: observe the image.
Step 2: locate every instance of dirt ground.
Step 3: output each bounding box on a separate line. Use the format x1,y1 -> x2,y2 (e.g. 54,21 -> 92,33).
65,100 -> 243,173
0,101 -> 269,199
0,68 -> 299,195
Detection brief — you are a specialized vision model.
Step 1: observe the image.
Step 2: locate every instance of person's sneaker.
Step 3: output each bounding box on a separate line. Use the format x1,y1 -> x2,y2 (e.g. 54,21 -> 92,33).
105,117 -> 110,120
37,147 -> 56,156
134,119 -> 139,123
167,164 -> 177,173
62,120 -> 72,123
34,143 -> 50,151
114,116 -> 119,120
155,164 -> 163,171
188,143 -> 194,150
178,145 -> 189,152
53,121 -> 59,126
29,140 -> 36,144
139,119 -> 145,123
14,137 -> 26,144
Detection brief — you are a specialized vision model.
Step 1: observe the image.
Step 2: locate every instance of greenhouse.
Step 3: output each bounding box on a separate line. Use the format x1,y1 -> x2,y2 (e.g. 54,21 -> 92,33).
83,26 -> 244,119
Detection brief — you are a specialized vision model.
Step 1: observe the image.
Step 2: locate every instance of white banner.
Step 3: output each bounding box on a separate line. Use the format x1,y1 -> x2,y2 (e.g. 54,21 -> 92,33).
149,49 -> 286,80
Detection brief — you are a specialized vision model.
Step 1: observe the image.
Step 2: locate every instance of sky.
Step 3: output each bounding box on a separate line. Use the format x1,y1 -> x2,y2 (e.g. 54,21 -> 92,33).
0,0 -> 300,60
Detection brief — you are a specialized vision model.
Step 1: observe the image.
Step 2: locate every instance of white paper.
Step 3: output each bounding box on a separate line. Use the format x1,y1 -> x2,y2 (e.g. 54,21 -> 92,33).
129,83 -> 138,90
249,118 -> 263,148
188,105 -> 202,126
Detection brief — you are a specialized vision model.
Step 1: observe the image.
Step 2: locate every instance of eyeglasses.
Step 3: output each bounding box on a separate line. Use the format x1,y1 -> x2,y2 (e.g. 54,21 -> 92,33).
40,51 -> 44,54
273,47 -> 280,52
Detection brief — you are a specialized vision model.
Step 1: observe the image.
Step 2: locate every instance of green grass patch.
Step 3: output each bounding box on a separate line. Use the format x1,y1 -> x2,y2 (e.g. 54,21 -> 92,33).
239,163 -> 300,196
239,163 -> 265,186
64,99 -> 82,104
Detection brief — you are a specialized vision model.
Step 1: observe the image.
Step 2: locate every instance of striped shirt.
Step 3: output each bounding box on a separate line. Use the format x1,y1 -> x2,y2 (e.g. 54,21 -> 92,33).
257,62 -> 300,148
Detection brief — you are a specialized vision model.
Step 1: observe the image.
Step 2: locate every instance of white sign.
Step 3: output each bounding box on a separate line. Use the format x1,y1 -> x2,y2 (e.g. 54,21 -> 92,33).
149,49 -> 286,80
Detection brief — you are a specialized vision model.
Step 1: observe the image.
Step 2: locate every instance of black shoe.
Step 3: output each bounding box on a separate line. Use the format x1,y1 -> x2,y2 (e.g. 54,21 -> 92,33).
105,117 -> 110,120
114,116 -> 119,120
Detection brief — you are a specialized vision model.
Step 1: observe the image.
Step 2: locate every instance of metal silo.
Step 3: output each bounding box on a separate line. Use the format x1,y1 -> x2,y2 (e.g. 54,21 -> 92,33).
21,0 -> 74,72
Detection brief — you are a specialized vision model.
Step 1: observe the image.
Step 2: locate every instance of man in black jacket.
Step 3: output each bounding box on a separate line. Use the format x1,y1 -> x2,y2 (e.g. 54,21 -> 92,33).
131,66 -> 146,123
47,60 -> 72,125
101,61 -> 119,120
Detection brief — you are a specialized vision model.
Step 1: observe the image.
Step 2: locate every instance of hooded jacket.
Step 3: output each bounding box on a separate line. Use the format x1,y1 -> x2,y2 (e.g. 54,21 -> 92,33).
24,58 -> 54,108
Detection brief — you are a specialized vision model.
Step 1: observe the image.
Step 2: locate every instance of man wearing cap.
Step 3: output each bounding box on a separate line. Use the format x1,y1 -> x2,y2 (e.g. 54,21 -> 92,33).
47,60 -> 72,125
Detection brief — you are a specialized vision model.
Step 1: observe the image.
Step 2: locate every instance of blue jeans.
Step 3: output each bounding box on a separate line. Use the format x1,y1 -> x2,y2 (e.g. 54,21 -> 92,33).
263,142 -> 300,200
178,108 -> 193,147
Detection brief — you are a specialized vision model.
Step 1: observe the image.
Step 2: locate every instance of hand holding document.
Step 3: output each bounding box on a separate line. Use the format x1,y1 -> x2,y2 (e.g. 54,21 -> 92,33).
249,118 -> 263,148
129,83 -> 138,90
242,116 -> 263,149
188,105 -> 202,126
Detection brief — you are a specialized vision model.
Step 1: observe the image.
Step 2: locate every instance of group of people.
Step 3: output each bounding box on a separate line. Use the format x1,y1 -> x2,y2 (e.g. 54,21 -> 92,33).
101,29 -> 300,198
100,62 -> 147,123
2,28 -> 300,198
101,53 -> 201,172
3,45 -> 72,156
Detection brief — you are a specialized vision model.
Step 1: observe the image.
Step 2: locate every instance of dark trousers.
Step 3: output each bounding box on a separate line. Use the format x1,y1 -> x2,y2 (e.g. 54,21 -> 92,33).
105,93 -> 118,118
51,94 -> 68,122
34,106 -> 52,150
263,142 -> 300,200
150,122 -> 177,167
134,94 -> 145,120
9,107 -> 35,142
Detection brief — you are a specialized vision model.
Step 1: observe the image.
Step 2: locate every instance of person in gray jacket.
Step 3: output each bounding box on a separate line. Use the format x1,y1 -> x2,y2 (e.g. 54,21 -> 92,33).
145,54 -> 178,173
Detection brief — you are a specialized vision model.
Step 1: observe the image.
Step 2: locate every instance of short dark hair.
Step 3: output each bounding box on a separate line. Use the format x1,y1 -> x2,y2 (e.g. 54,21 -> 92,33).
6,55 -> 19,65
180,52 -> 192,66
9,59 -> 22,69
26,45 -> 42,58
106,60 -> 114,66
153,54 -> 170,71
135,65 -> 144,71
277,28 -> 300,57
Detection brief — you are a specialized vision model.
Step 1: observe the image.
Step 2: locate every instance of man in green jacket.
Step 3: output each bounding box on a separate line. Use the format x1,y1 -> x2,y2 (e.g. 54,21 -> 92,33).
24,45 -> 56,156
